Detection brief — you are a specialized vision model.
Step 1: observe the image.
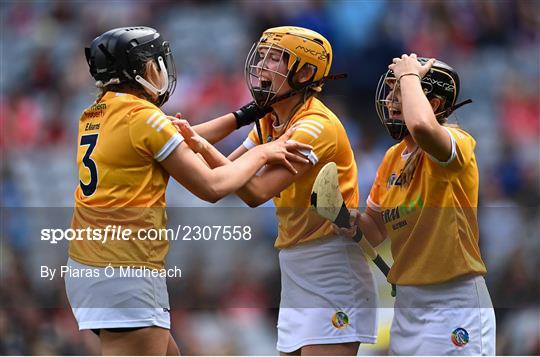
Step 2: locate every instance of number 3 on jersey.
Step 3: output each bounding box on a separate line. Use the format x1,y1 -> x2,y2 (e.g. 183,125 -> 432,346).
80,134 -> 99,196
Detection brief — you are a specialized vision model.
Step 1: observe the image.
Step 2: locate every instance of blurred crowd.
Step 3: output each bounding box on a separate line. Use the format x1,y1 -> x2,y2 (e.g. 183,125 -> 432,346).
1,0 -> 539,355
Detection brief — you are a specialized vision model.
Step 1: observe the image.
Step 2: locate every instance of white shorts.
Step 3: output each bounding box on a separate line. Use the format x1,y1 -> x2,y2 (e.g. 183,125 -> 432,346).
64,258 -> 170,331
277,236 -> 378,353
390,275 -> 496,355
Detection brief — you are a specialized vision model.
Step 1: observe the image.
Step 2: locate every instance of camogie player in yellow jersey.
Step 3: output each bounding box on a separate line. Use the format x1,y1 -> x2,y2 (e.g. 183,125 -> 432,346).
337,54 -> 496,355
66,27 -> 310,356
175,26 -> 377,355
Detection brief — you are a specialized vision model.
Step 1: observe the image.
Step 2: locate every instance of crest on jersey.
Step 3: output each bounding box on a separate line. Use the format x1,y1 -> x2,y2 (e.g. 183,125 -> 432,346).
451,327 -> 470,347
331,310 -> 350,329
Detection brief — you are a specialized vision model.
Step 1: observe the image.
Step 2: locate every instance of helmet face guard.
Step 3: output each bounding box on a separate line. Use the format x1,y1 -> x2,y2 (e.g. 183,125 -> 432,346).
244,26 -> 333,107
375,57 -> 462,141
245,42 -> 297,107
375,72 -> 410,141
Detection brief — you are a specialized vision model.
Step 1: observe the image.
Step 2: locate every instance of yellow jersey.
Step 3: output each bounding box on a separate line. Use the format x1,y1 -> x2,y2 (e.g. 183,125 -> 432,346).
243,97 -> 359,249
70,91 -> 184,269
367,127 -> 487,285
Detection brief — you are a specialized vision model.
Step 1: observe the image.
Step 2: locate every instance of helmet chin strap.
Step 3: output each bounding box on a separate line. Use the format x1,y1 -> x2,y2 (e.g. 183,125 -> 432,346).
135,56 -> 169,96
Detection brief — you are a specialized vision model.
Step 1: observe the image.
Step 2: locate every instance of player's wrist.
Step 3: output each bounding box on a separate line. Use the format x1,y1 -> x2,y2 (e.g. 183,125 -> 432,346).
251,144 -> 267,162
195,141 -> 208,155
397,72 -> 421,82
261,147 -> 271,165
233,101 -> 271,129
232,109 -> 247,129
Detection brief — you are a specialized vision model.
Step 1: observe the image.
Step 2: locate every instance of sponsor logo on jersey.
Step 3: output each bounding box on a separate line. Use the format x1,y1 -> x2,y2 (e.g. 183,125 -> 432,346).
90,103 -> 107,110
387,173 -> 398,188
85,103 -> 107,118
387,170 -> 409,187
382,196 -> 423,224
331,310 -> 350,329
451,327 -> 469,347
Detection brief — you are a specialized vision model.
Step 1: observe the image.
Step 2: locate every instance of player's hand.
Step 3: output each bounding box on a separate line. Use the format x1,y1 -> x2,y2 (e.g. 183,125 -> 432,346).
172,118 -> 210,154
332,209 -> 360,238
233,101 -> 272,129
259,129 -> 312,174
168,112 -> 185,132
389,53 -> 435,81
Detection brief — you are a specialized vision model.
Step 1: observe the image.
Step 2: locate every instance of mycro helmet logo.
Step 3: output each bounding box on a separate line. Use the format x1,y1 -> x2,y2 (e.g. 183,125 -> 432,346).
295,45 -> 328,61
423,75 -> 455,93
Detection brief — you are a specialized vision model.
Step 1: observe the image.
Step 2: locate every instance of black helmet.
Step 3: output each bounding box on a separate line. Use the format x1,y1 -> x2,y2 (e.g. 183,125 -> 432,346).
375,57 -> 470,141
85,26 -> 176,106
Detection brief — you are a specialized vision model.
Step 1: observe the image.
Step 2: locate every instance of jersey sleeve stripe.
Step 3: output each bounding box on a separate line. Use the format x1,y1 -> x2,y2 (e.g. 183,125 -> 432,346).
154,133 -> 184,162
293,123 -> 322,134
427,127 -> 457,166
156,119 -> 171,132
152,115 -> 167,128
242,137 -> 257,150
294,119 -> 324,129
295,127 -> 319,139
146,112 -> 161,124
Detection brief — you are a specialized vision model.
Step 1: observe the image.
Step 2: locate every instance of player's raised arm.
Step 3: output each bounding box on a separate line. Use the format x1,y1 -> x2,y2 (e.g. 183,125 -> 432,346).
388,54 -> 452,161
